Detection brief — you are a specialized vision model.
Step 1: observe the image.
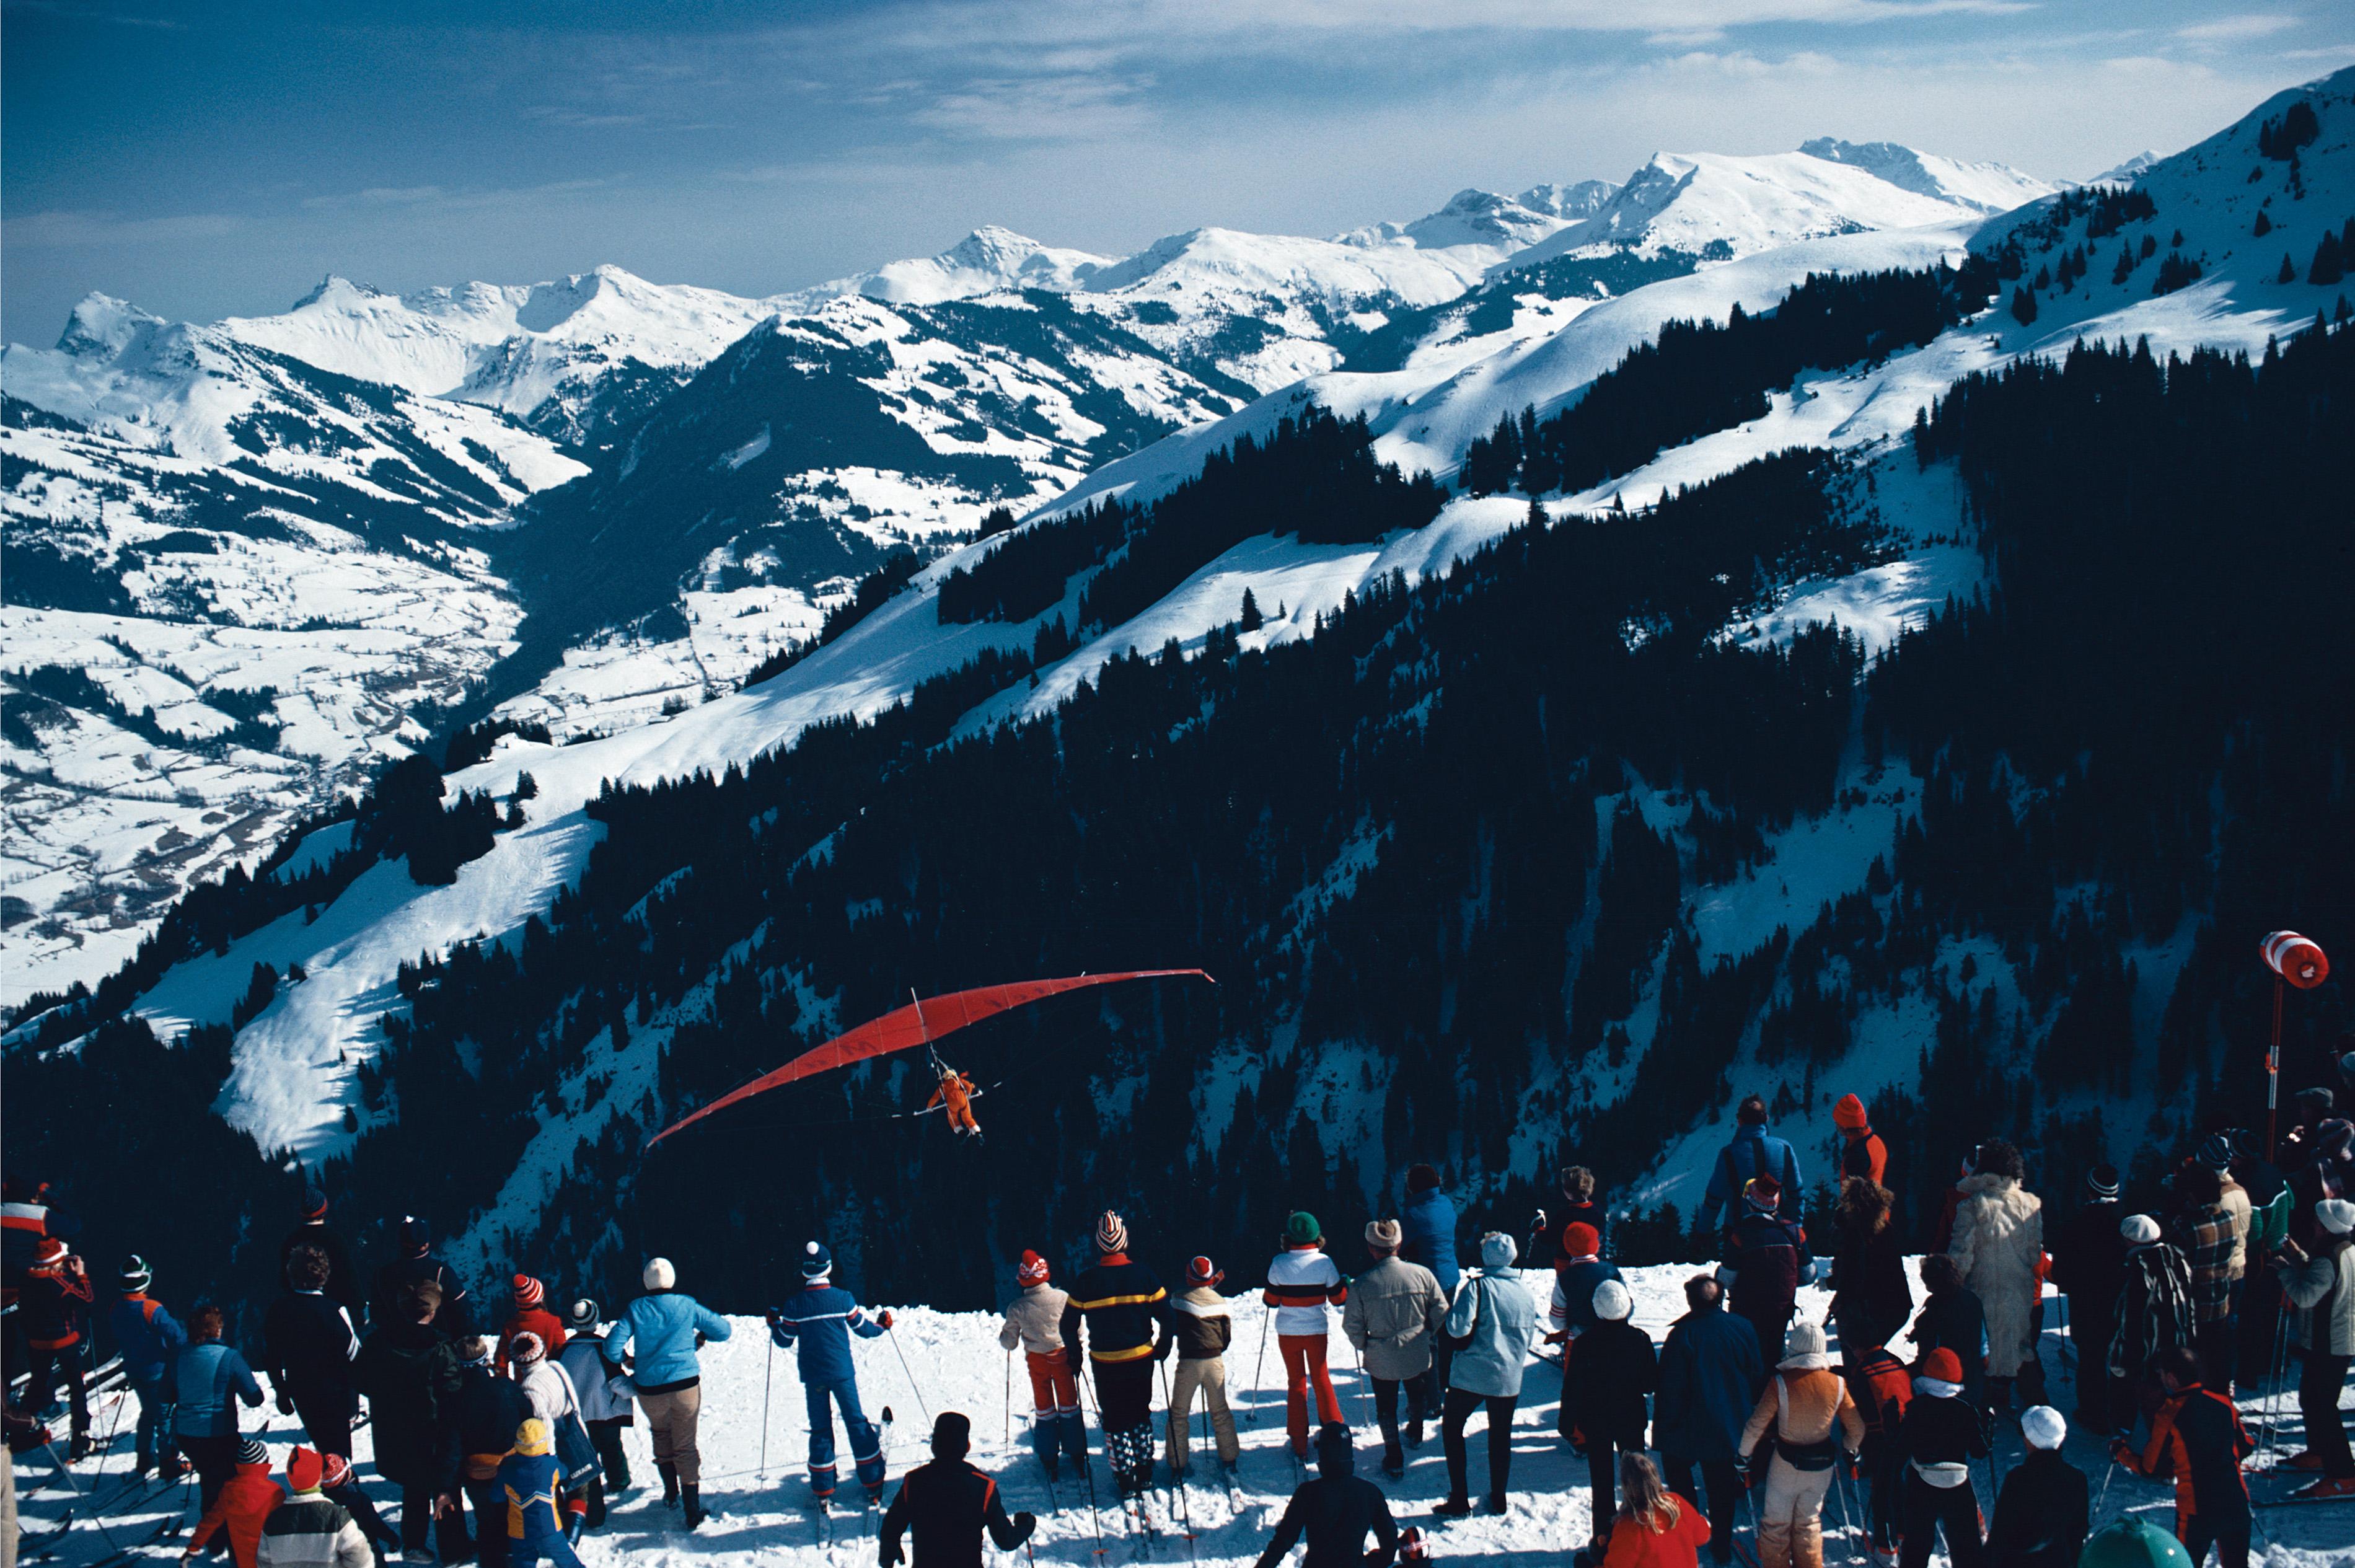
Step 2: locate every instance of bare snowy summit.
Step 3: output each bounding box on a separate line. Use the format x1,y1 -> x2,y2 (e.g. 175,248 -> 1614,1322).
1797,137 -> 2054,214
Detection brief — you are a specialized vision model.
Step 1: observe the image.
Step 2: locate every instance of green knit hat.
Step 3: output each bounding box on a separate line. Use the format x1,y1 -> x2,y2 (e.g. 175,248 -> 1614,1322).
1285,1211 -> 1323,1246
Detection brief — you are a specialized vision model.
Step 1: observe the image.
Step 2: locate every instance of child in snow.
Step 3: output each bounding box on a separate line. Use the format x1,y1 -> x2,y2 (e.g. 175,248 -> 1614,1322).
1984,1406 -> 2087,1568
1264,1212 -> 1349,1459
1895,1347 -> 1989,1568
998,1250 -> 1085,1480
770,1240 -> 892,1506
1168,1256 -> 1243,1479
499,1419 -> 586,1568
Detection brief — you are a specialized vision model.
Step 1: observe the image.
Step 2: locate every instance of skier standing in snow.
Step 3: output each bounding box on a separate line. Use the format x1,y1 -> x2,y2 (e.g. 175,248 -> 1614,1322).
1546,1222 -> 1624,1347
1538,1167 -> 1613,1272
1893,1346 -> 1989,1568
1255,1422 -> 1398,1568
455,1336 -> 532,1566
1654,1275 -> 1763,1568
1830,1179 -> 1912,1360
1947,1140 -> 2045,1412
2109,1347 -> 2253,1568
350,1279 -> 466,1563
112,1255 -> 188,1479
18,1235 -> 94,1458
1903,1256 -> 1987,1409
257,1447 -> 373,1568
771,1240 -> 892,1509
1834,1096 -> 1888,1189
1841,1336 -> 1915,1557
1166,1255 -> 1242,1480
498,1419 -> 588,1568
265,1243 -> 363,1456
1564,1279 -> 1657,1554
2049,1168 -> 2126,1432
2168,1165 -> 2241,1396
371,1218 -> 473,1339
1720,1176 -> 1815,1368
1982,1407 -> 2086,1568
1060,1211 -> 1173,1497
176,1303 -> 268,1517
508,1332 -> 593,1536
1432,1231 -> 1537,1519
2271,1196 -> 2355,1498
281,1190 -> 364,1323
498,1277 -> 567,1374
318,1451 -> 404,1565
608,1256 -> 731,1527
880,1412 -> 1037,1568
1343,1221 -> 1448,1479
183,1436 -> 284,1568
999,1249 -> 1084,1481
556,1301 -> 635,1518
2107,1217 -> 2191,1437
1398,1166 -> 1461,1394
1266,1212 -> 1351,1460
1700,1098 -> 1804,1235
1737,1321 -> 1863,1568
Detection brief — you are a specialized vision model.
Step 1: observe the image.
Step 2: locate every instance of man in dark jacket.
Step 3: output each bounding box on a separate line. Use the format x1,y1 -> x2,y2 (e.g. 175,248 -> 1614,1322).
19,1235 -> 95,1456
1535,1166 -> 1613,1271
266,1244 -> 363,1457
1655,1276 -> 1763,1567
350,1280 -> 466,1561
1255,1423 -> 1398,1568
1719,1176 -> 1813,1367
2111,1347 -> 2253,1568
2108,1217 -> 2192,1438
1059,1211 -> 1173,1497
1830,1178 -> 1912,1357
1398,1166 -> 1459,1396
370,1218 -> 472,1340
879,1412 -> 1036,1568
2049,1168 -> 2126,1431
1561,1279 -> 1654,1554
1905,1254 -> 1987,1408
111,1256 -> 188,1478
1984,1406 -> 2087,1568
1896,1347 -> 1991,1568
454,1337 -> 531,1567
1700,1097 -> 1804,1233
281,1191 -> 364,1324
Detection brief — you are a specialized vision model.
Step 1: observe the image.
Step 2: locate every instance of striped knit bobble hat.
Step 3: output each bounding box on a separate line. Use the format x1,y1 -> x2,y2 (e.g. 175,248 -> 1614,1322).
321,1453 -> 354,1489
1094,1210 -> 1129,1254
565,1298 -> 599,1331
237,1437 -> 269,1466
2196,1134 -> 2234,1171
801,1241 -> 834,1281
510,1331 -> 546,1365
1017,1250 -> 1051,1287
1187,1255 -> 1223,1287
513,1274 -> 545,1308
120,1254 -> 152,1292
2086,1165 -> 2121,1200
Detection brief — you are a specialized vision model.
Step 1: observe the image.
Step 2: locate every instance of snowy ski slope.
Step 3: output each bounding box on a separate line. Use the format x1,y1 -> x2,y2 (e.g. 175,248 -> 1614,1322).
12,1264 -> 2351,1568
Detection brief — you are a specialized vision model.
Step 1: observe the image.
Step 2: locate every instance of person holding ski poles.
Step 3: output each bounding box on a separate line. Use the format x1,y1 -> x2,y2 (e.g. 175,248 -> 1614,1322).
999,1249 -> 1085,1482
770,1241 -> 892,1509
1265,1212 -> 1349,1461
1167,1256 -> 1242,1481
880,1412 -> 1038,1567
1060,1211 -> 1174,1498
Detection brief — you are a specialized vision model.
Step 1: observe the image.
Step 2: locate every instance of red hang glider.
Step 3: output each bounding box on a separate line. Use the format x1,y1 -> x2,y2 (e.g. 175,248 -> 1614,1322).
644,968 -> 1214,1149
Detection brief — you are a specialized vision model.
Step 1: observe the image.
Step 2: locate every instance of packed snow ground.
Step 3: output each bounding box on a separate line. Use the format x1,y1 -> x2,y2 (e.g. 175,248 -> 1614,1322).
14,1264 -> 2353,1568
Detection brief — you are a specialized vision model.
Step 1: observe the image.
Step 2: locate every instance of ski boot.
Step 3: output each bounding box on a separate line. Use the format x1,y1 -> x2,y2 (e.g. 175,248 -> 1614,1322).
682,1484 -> 704,1530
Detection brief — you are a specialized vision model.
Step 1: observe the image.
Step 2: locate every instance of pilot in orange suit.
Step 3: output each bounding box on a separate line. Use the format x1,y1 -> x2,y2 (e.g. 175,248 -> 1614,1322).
928,1067 -> 982,1136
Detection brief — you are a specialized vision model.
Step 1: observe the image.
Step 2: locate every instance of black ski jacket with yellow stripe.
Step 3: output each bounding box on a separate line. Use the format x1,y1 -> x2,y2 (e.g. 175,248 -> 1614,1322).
1059,1254 -> 1173,1367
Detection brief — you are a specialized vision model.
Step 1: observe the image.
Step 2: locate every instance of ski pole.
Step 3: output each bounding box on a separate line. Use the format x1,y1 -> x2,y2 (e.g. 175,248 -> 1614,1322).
1347,1337 -> 1373,1430
1156,1360 -> 1199,1561
1248,1310 -> 1271,1427
1006,1350 -> 1014,1451
1831,1463 -> 1865,1566
762,1336 -> 775,1479
2095,1457 -> 2118,1515
1074,1370 -> 1109,1558
884,1319 -> 932,1428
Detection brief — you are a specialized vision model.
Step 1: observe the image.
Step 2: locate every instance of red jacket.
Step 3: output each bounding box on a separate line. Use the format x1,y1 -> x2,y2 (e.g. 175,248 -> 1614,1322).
497,1307 -> 568,1373
1600,1495 -> 1712,1568
1840,1129 -> 1888,1189
189,1461 -> 285,1568
20,1259 -> 93,1350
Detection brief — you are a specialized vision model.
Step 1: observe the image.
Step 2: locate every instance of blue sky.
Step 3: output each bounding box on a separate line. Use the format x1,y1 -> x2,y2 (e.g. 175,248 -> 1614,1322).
5,0 -> 2350,342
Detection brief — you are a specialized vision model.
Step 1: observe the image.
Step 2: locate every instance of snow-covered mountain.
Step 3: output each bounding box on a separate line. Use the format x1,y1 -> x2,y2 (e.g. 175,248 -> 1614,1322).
1797,137 -> 2056,214
1340,180 -> 1621,261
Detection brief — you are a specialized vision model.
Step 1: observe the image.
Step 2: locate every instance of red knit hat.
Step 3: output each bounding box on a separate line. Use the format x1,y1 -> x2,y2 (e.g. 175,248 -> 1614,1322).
1562,1222 -> 1600,1258
1919,1348 -> 1964,1385
288,1448 -> 325,1493
1833,1094 -> 1869,1131
33,1236 -> 67,1265
1186,1255 -> 1224,1287
320,1453 -> 354,1490
513,1274 -> 545,1308
1745,1174 -> 1782,1210
1017,1251 -> 1050,1287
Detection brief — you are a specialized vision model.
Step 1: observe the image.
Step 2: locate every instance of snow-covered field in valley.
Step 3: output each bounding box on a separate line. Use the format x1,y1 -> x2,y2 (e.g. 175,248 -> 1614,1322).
14,1264 -> 2353,1568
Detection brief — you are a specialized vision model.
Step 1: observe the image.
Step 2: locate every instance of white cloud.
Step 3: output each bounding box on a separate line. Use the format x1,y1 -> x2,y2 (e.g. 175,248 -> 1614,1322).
6,208 -> 243,247
2173,14 -> 2299,43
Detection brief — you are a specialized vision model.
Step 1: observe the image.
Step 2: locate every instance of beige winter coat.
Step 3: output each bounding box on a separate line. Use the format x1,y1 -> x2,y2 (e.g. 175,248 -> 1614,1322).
2218,1176 -> 2253,1280
998,1282 -> 1069,1355
1340,1256 -> 1450,1381
1948,1173 -> 2045,1378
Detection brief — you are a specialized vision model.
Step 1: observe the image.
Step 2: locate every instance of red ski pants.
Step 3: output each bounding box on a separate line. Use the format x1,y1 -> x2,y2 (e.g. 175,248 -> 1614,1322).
1279,1334 -> 1342,1451
1026,1349 -> 1079,1416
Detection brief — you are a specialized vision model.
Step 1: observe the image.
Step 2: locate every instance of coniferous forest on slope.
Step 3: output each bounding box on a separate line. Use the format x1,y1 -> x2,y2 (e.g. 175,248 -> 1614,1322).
9,299 -> 2353,1327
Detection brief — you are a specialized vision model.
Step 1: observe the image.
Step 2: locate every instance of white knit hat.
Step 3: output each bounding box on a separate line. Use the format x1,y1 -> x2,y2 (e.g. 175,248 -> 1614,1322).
643,1256 -> 676,1290
2118,1213 -> 2160,1245
1782,1320 -> 1828,1362
2318,1199 -> 2355,1236
2020,1406 -> 2067,1451
1591,1279 -> 1632,1322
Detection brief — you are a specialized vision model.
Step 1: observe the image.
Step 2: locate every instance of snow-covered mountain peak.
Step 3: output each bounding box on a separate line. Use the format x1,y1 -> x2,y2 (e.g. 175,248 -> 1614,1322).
2090,151 -> 2160,185
1797,137 -> 2054,214
1516,179 -> 1621,221
53,292 -> 168,361
793,226 -> 1114,309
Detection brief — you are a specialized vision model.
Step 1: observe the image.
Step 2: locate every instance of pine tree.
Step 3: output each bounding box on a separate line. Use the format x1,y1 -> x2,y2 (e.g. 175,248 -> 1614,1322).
2011,286 -> 2039,327
2253,209 -> 2273,238
2310,231 -> 2345,287
1238,587 -> 1263,633
2281,254 -> 2300,284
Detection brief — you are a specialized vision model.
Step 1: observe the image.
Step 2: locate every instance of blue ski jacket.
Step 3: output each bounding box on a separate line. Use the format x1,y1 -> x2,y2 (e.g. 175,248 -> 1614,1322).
1399,1188 -> 1462,1296
607,1289 -> 731,1391
110,1292 -> 187,1382
769,1283 -> 887,1386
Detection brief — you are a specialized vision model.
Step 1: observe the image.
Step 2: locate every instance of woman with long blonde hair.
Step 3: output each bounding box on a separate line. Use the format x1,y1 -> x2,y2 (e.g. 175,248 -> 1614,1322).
1589,1451 -> 1711,1568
